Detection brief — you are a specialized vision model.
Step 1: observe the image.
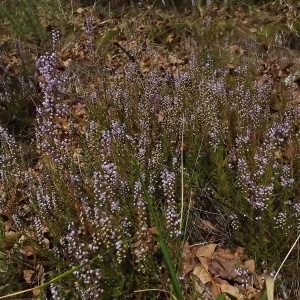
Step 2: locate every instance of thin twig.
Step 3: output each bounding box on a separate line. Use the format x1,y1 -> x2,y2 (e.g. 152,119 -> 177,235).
274,231 -> 300,281
113,41 -> 144,80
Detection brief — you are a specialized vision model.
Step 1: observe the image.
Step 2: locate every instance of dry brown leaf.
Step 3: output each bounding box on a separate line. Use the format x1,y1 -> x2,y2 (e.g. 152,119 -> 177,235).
220,281 -> 239,298
228,44 -> 246,55
213,247 -> 238,261
209,257 -> 239,281
32,287 -> 41,297
42,226 -> 51,235
241,259 -> 255,274
182,242 -> 195,276
4,220 -> 12,231
210,249 -> 254,284
166,33 -> 175,44
194,280 -> 205,296
229,44 -> 239,54
199,256 -> 210,271
234,246 -> 247,260
210,277 -> 223,297
74,103 -> 87,117
209,246 -> 247,282
37,75 -> 45,84
75,7 -> 85,14
254,274 -> 265,290
275,150 -> 282,159
36,264 -> 45,280
193,264 -> 211,284
194,280 -> 211,299
245,286 -> 260,299
73,148 -> 83,162
62,58 -> 73,67
196,243 -> 218,260
190,245 -> 199,257
168,55 -> 183,65
148,226 -> 158,235
157,111 -> 164,123
227,63 -> 235,71
43,238 -> 50,249
23,269 -> 34,283
21,245 -> 35,257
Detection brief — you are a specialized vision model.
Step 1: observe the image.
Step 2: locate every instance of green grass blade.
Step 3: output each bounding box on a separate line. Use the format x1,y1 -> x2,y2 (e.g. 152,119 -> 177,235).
261,290 -> 267,300
215,292 -> 237,300
132,156 -> 184,300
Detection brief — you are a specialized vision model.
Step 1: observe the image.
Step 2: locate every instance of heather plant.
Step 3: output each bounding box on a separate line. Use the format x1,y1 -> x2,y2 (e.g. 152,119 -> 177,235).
2,1 -> 300,299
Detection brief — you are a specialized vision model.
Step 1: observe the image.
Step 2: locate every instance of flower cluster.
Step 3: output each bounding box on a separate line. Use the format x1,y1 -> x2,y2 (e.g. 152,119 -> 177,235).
161,168 -> 181,237
49,283 -> 61,300
133,179 -> 149,273
35,51 -> 71,162
84,16 -> 94,55
51,27 -> 61,50
92,161 -> 131,263
280,164 -> 294,187
59,223 -> 104,299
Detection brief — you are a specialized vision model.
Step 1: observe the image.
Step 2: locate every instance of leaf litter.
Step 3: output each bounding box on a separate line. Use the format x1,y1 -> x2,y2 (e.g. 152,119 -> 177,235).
182,241 -> 266,299
1,1 -> 300,299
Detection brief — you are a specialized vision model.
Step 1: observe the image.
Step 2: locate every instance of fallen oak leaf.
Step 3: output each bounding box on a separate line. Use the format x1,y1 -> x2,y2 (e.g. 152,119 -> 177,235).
209,247 -> 251,284
209,252 -> 253,284
213,247 -> 238,261
196,243 -> 218,260
245,286 -> 260,299
209,277 -> 223,297
220,281 -> 239,298
148,226 -> 158,235
23,269 -> 34,283
193,280 -> 211,300
240,259 -> 255,274
182,242 -> 195,276
209,257 -> 240,282
21,245 -> 35,257
75,7 -> 85,14
166,33 -> 175,44
193,264 -> 211,284
4,220 -> 12,231
32,287 -> 41,297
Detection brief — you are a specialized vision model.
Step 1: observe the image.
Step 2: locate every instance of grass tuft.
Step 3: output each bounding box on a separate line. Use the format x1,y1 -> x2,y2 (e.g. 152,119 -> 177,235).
1,0 -> 300,299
